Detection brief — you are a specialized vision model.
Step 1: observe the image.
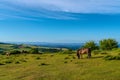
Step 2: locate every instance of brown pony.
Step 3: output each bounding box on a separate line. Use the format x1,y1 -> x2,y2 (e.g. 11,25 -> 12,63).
6,52 -> 10,56
77,48 -> 91,59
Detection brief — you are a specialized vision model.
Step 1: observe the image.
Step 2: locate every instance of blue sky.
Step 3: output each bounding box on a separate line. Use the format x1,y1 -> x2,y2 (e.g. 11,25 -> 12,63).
0,0 -> 120,43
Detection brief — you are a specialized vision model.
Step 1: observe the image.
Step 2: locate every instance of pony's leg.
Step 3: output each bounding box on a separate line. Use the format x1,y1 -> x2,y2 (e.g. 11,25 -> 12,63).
81,54 -> 83,59
88,48 -> 91,58
77,53 -> 80,59
88,53 -> 91,58
78,54 -> 80,59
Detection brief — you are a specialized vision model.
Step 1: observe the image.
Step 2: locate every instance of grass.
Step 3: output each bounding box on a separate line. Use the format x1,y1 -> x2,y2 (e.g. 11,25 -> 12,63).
0,51 -> 120,80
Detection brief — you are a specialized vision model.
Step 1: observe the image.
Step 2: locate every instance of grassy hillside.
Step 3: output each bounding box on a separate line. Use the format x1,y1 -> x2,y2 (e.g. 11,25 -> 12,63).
0,43 -> 65,54
0,49 -> 120,80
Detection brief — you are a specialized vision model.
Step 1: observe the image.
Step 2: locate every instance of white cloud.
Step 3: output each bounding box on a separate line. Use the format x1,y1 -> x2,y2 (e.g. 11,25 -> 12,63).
1,0 -> 120,20
2,0 -> 120,13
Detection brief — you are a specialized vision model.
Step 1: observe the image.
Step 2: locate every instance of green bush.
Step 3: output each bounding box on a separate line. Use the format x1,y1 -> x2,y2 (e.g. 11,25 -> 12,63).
64,61 -> 68,63
117,52 -> 120,55
115,56 -> 120,60
4,59 -> 13,64
99,38 -> 118,50
103,55 -> 120,60
92,50 -> 101,55
20,59 -> 27,62
1,52 -> 6,55
29,48 -> 39,54
72,56 -> 76,59
39,48 -> 60,53
36,57 -> 41,60
40,63 -> 49,66
10,50 -> 21,54
103,55 -> 113,60
64,57 -> 70,59
82,41 -> 99,51
15,61 -> 20,64
50,54 -> 54,57
0,62 -> 5,65
70,60 -> 73,62
100,52 -> 108,55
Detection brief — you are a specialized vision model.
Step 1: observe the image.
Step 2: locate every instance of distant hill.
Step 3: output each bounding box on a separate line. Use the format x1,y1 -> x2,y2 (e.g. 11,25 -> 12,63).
2,42 -> 120,50
0,42 -> 9,44
7,42 -> 84,50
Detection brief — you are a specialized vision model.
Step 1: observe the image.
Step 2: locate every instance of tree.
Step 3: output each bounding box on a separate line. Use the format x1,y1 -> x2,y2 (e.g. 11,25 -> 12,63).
99,38 -> 118,50
10,50 -> 21,54
82,41 -> 99,51
30,48 -> 39,54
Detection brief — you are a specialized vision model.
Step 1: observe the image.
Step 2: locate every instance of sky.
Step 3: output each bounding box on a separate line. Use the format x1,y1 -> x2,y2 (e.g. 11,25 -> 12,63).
0,0 -> 120,43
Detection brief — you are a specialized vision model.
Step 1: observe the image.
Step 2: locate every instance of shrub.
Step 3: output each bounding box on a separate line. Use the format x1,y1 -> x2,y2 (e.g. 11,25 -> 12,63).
92,50 -> 101,55
68,54 -> 72,56
118,53 -> 120,55
0,62 -> 5,65
82,41 -> 99,51
4,60 -> 13,64
103,55 -> 113,60
10,50 -> 21,55
20,59 -> 27,62
64,61 -> 68,63
50,54 -> 54,57
72,56 -> 76,59
36,57 -> 41,60
1,52 -> 6,55
115,56 -> 120,60
40,48 -> 60,53
21,50 -> 29,54
100,52 -> 108,55
15,61 -> 20,64
103,55 -> 120,60
29,48 -> 39,54
64,57 -> 70,59
70,60 -> 73,62
40,63 -> 49,66
99,38 -> 118,50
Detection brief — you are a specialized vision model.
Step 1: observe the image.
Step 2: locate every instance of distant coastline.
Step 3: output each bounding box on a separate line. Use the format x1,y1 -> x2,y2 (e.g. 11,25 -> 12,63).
1,42 -> 120,50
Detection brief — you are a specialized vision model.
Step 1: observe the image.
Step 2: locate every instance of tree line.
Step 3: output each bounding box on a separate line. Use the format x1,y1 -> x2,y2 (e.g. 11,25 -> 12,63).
82,38 -> 118,51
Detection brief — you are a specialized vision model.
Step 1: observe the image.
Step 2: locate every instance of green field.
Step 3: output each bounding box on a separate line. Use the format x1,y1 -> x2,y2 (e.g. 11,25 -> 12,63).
0,50 -> 120,80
